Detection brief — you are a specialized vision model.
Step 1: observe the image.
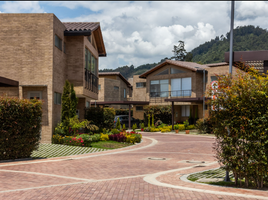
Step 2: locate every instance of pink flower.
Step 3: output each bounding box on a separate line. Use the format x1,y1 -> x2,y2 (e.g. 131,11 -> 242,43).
82,144 -> 84,146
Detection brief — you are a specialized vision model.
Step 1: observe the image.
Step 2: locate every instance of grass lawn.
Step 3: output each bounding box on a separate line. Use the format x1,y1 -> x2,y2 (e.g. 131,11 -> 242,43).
91,140 -> 133,149
31,141 -> 133,159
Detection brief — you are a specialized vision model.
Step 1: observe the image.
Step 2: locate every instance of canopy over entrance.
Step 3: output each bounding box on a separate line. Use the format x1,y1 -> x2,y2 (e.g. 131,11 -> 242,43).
0,76 -> 19,87
91,101 -> 149,129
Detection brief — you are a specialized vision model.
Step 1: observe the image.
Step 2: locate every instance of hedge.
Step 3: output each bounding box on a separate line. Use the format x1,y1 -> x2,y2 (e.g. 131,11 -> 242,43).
0,97 -> 42,160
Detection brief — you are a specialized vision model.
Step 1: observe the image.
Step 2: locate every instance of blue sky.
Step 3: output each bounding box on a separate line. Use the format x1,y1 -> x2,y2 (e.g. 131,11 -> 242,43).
1,1 -> 268,69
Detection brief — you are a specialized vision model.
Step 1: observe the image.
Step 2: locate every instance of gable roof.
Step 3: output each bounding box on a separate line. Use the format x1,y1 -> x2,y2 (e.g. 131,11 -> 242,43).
99,72 -> 132,88
139,60 -> 208,78
63,22 -> 106,57
63,22 -> 100,32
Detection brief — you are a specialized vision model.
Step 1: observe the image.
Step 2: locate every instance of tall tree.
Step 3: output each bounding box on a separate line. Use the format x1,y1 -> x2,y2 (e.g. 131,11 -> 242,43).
61,80 -> 71,123
70,83 -> 78,118
172,40 -> 187,61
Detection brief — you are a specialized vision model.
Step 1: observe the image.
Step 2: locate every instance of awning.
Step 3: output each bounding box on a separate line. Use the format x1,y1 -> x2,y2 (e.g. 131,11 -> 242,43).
0,76 -> 19,87
90,101 -> 149,105
164,97 -> 211,103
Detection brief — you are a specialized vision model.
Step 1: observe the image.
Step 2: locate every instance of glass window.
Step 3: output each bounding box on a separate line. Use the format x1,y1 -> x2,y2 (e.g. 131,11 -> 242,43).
91,56 -> 95,75
86,101 -> 90,108
171,67 -> 186,74
55,35 -> 62,51
181,105 -> 190,117
124,89 -> 126,98
171,77 -> 191,97
98,85 -> 101,90
136,106 -> 143,111
85,48 -> 92,71
54,92 -> 61,105
136,82 -> 146,88
155,69 -> 169,76
150,79 -> 169,97
114,86 -> 119,91
28,91 -> 42,100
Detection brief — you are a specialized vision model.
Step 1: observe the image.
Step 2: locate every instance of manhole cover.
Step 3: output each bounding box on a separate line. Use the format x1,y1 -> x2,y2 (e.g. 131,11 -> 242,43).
186,161 -> 205,164
148,157 -> 166,161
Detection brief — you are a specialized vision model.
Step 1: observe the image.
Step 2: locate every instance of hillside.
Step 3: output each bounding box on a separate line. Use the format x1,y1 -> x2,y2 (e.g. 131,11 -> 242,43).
99,25 -> 268,79
191,25 -> 268,64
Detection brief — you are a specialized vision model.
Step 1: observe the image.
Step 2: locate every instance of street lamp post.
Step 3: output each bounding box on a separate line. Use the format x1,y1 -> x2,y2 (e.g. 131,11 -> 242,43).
224,0 -> 234,182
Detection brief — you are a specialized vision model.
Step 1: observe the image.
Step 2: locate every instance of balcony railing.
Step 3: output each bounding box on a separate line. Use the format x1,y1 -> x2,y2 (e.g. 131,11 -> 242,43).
150,90 -> 192,103
84,69 -> 98,93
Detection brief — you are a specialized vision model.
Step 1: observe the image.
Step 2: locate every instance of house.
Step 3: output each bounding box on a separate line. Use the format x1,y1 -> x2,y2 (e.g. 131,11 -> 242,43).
95,72 -> 133,109
0,13 -> 106,143
131,59 -> 241,124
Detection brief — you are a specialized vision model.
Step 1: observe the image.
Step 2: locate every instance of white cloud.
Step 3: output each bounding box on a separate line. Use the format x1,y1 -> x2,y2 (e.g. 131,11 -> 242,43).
1,1 -> 44,13
2,1 -> 268,70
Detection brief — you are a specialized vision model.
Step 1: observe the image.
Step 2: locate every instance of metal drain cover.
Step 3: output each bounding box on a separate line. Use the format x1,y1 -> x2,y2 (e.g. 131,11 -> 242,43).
186,160 -> 205,164
148,157 -> 166,161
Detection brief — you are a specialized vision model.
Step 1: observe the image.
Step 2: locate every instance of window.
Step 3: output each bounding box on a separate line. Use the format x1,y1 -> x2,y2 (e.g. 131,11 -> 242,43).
124,89 -> 126,98
86,101 -> 90,108
85,48 -> 98,75
55,35 -> 62,51
98,85 -> 101,90
150,79 -> 169,97
54,92 -> 61,105
211,76 -> 218,82
136,106 -> 143,111
171,67 -> 186,74
171,77 -> 191,97
136,82 -> 146,88
181,105 -> 190,117
155,69 -> 169,76
28,91 -> 42,100
114,86 -> 119,91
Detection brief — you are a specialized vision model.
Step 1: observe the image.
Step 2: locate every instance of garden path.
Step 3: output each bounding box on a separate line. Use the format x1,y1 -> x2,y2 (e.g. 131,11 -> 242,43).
0,133 -> 267,200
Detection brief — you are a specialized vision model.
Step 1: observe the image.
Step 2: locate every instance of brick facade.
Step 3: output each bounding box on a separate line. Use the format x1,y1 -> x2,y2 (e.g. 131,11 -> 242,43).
0,14 -> 106,143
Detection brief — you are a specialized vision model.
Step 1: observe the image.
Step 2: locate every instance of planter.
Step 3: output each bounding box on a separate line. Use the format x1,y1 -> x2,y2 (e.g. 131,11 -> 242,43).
175,130 -> 179,133
185,130 -> 190,134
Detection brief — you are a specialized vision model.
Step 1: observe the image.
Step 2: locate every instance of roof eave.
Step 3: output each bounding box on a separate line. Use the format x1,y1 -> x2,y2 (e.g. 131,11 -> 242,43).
64,30 -> 91,36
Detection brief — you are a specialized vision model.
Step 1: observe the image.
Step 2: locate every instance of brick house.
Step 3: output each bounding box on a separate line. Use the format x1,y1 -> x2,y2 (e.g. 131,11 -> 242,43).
95,72 -> 132,109
0,13 -> 106,143
131,59 -> 239,123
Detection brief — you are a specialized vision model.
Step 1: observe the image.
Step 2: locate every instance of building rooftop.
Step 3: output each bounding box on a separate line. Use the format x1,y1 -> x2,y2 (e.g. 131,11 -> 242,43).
99,72 -> 132,88
63,22 -> 100,32
139,60 -> 208,78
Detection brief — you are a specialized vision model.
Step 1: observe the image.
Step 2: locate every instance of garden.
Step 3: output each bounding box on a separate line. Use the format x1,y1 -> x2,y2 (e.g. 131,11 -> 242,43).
52,80 -> 142,150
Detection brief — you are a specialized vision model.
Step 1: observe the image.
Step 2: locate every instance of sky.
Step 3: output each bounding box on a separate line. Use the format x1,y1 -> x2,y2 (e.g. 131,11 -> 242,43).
0,1 -> 268,70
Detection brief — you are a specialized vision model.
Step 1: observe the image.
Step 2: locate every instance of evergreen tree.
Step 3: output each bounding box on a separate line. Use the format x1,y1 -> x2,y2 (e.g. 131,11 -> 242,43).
61,80 -> 71,123
70,83 -> 78,118
172,40 -> 187,61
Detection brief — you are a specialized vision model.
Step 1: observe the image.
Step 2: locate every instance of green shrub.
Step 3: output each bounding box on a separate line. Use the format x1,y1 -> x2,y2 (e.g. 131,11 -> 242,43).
111,129 -> 120,134
76,134 -> 92,147
140,123 -> 144,129
174,125 -> 179,130
122,124 -> 126,130
187,125 -> 196,130
69,116 -> 89,136
85,124 -> 99,134
183,120 -> 189,129
0,97 -> 42,160
103,107 -> 115,129
132,123 -> 137,131
85,107 -> 104,127
195,118 -> 212,134
116,118 -> 121,130
91,134 -> 101,142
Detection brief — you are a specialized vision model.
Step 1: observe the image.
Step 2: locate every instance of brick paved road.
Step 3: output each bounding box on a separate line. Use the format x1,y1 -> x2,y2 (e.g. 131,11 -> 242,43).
0,133 -> 266,200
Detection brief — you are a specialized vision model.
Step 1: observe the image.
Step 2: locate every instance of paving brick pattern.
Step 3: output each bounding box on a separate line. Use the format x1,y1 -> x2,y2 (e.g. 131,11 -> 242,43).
0,133 -> 266,199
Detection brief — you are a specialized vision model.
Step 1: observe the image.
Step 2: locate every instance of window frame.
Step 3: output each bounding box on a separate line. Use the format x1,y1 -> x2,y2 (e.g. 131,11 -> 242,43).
55,34 -> 62,51
28,91 -> 42,100
136,106 -> 143,111
136,82 -> 146,88
181,105 -> 190,117
54,92 -> 62,105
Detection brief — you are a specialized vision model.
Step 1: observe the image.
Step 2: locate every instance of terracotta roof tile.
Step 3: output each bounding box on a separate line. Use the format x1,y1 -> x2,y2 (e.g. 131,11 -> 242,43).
139,60 -> 208,78
99,72 -> 132,87
206,62 -> 228,67
63,22 -> 100,32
